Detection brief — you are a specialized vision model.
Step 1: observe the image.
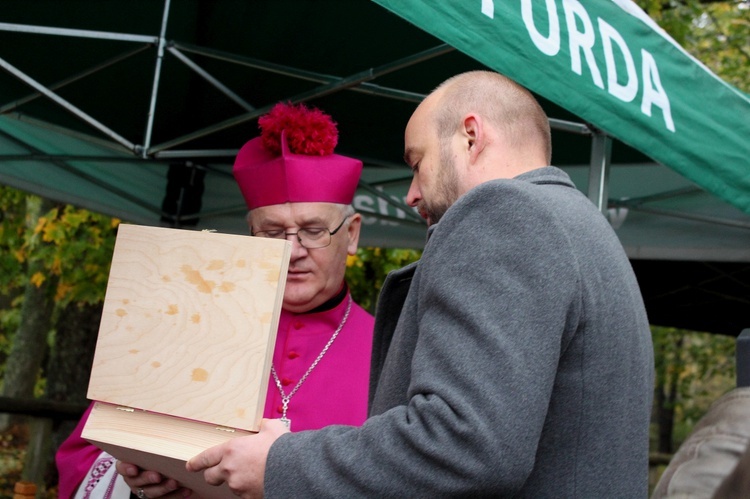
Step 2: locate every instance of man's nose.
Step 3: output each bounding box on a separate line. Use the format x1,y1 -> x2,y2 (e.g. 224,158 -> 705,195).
286,232 -> 308,255
405,177 -> 421,207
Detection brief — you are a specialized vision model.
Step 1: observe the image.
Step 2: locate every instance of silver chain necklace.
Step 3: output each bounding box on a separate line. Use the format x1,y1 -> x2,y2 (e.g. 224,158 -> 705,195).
271,295 -> 352,429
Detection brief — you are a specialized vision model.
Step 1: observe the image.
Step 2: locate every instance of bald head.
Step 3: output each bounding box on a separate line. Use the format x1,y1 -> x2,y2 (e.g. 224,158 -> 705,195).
432,71 -> 552,167
403,71 -> 554,225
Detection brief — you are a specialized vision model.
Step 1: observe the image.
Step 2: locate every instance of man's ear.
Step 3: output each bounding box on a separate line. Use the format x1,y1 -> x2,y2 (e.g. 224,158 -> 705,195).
462,114 -> 484,164
346,213 -> 362,255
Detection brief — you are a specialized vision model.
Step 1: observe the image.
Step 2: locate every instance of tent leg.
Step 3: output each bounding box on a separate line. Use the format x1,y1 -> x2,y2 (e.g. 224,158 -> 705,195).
587,132 -> 612,214
142,0 -> 172,157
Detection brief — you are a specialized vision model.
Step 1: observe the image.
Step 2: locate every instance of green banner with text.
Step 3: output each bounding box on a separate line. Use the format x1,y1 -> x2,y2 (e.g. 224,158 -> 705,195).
372,0 -> 750,213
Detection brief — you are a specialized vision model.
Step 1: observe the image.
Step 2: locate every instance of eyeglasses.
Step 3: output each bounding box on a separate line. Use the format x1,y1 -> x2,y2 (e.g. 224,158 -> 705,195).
252,215 -> 350,249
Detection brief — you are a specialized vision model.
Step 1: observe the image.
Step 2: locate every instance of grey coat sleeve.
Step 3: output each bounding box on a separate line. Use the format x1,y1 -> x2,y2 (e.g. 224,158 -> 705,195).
264,180 -> 582,498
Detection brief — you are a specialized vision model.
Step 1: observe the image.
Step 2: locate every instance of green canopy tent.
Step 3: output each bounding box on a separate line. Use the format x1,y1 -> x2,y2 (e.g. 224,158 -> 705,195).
0,0 -> 748,335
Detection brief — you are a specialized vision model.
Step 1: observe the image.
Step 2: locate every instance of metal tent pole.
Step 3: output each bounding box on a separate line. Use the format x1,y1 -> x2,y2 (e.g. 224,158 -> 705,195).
167,46 -> 255,112
588,131 -> 612,214
141,0 -> 172,158
173,41 -> 450,104
0,46 -> 150,114
148,45 -> 456,153
0,56 -> 136,150
0,22 -> 157,43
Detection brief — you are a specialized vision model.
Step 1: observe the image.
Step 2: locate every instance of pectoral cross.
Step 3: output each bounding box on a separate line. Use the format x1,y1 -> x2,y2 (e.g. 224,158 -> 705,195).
279,397 -> 291,430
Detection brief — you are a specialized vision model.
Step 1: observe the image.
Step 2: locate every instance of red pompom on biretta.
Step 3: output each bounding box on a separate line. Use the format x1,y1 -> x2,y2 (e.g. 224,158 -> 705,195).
258,102 -> 338,156
233,102 -> 363,210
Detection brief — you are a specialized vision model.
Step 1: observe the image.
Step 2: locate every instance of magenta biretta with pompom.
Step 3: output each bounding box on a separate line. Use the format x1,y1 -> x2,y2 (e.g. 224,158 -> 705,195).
233,103 -> 363,209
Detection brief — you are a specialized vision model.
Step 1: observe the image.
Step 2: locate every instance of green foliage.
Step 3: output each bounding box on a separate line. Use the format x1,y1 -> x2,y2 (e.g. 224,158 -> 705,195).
35,205 -> 119,306
0,186 -> 28,292
651,326 -> 736,449
687,2 -> 750,92
0,185 -> 118,391
0,186 -> 119,307
0,186 -> 28,382
346,247 -> 422,313
0,307 -> 20,379
634,0 -> 749,92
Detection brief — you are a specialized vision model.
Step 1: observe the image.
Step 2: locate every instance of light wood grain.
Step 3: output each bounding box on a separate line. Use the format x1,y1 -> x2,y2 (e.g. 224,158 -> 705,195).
87,224 -> 290,431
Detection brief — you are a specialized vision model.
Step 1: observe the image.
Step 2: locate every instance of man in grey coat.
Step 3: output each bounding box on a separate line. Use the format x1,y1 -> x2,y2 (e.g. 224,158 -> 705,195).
186,70 -> 654,498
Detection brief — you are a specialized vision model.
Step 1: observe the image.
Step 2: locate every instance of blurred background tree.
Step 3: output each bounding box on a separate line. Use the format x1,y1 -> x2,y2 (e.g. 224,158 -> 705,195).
652,326 -> 737,455
0,186 -> 118,412
635,0 -> 749,92
346,247 -> 422,314
0,185 -> 118,493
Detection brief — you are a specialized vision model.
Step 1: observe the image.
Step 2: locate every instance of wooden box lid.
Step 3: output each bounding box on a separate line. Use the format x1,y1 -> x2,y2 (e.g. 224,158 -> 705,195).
87,224 -> 290,431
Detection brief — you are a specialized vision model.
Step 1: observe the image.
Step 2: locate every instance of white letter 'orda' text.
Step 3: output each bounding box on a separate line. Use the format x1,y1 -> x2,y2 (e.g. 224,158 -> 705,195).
641,49 -> 675,132
598,18 -> 638,102
563,0 -> 604,89
521,0 -> 560,56
481,0 -> 494,19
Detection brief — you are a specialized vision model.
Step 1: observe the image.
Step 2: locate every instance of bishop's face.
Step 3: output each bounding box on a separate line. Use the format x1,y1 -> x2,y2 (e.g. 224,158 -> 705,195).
248,202 -> 360,314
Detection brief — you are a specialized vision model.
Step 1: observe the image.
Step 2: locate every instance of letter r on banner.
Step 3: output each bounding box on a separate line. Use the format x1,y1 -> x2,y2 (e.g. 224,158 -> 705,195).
481,0 -> 494,19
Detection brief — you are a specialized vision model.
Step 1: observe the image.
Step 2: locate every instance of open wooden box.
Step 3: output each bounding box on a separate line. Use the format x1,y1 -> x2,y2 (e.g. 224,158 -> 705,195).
82,224 -> 290,496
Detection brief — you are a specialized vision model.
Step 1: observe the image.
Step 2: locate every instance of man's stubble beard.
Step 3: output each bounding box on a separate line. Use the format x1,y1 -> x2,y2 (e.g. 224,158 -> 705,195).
421,139 -> 461,226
